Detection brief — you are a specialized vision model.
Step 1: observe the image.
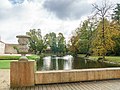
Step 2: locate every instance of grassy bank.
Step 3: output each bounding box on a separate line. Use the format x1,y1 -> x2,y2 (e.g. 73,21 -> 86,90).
78,54 -> 120,63
89,56 -> 120,63
0,55 -> 39,60
0,60 -> 16,69
0,54 -> 39,69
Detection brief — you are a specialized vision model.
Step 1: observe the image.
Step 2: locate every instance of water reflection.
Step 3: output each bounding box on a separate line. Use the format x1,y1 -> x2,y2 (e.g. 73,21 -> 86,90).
43,56 -> 51,70
63,55 -> 73,70
37,55 -> 120,71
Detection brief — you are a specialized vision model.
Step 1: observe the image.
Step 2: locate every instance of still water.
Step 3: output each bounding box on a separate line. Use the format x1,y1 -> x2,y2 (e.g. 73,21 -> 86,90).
37,55 -> 120,71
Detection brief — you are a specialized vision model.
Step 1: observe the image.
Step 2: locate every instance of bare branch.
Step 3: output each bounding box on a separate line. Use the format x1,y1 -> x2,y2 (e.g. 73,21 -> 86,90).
92,0 -> 113,18
92,4 -> 101,12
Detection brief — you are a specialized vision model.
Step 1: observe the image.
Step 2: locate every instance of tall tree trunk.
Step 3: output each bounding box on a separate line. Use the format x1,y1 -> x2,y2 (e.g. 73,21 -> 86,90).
102,17 -> 106,61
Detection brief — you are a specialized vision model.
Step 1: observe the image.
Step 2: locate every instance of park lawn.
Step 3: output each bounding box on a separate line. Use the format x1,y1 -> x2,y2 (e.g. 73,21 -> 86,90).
106,56 -> 120,63
0,60 -> 17,69
0,54 -> 39,69
0,59 -> 38,69
0,55 -> 39,60
89,56 -> 120,63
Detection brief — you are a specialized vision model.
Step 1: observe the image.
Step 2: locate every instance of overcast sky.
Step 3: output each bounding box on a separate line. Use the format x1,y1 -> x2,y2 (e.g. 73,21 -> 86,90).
0,0 -> 120,44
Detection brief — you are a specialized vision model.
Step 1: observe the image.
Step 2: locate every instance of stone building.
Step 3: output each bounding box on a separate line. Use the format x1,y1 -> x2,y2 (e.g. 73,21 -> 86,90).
5,44 -> 19,54
0,40 -> 19,54
0,41 -> 5,54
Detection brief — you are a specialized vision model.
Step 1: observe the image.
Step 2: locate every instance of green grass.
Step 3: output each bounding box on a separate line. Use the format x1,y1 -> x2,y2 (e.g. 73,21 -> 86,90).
89,56 -> 120,63
0,60 -> 17,69
106,56 -> 120,63
0,56 -> 20,60
0,55 -> 39,60
0,54 -> 39,69
27,55 -> 40,60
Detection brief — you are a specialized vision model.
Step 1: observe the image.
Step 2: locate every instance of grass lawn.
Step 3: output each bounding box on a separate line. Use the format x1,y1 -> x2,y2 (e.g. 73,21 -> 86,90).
0,60 -> 17,69
0,55 -> 39,60
89,56 -> 120,63
0,54 -> 39,69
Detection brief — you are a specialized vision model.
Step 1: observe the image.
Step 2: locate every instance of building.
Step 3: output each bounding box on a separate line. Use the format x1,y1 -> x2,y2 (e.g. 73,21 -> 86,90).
0,40 -> 19,54
5,44 -> 19,54
0,41 -> 5,54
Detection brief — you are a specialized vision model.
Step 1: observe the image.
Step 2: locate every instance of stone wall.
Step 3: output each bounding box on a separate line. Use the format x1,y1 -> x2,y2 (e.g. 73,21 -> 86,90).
5,44 -> 19,54
0,41 -> 5,54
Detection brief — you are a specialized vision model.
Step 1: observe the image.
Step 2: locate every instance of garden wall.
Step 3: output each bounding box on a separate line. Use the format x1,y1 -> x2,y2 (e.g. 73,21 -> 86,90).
35,68 -> 120,84
10,60 -> 120,87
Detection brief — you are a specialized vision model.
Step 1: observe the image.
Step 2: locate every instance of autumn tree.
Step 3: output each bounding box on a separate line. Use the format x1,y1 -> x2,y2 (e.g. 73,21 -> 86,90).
68,19 -> 96,56
92,0 -> 113,60
109,21 -> 120,55
91,19 -> 120,59
111,4 -> 120,55
68,34 -> 80,56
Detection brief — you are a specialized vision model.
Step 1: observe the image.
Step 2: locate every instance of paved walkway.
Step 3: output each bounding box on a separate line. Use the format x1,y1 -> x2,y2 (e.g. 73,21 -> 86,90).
10,80 -> 120,90
1,69 -> 120,90
0,69 -> 10,90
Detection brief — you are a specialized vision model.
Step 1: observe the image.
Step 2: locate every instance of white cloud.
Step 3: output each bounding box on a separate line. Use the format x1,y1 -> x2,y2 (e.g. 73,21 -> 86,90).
0,0 -> 12,9
0,0 -> 81,44
87,0 -> 96,4
0,0 -> 120,44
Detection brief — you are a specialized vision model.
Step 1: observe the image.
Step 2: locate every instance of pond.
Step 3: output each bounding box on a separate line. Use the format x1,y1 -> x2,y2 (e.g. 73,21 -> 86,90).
36,55 -> 120,71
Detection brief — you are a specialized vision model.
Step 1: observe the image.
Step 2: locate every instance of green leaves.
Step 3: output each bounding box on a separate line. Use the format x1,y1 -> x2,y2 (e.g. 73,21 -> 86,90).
44,32 -> 66,54
112,4 -> 120,24
26,29 -> 45,54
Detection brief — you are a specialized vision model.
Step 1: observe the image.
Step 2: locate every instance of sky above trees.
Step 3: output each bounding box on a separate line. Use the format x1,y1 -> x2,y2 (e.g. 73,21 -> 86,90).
0,0 -> 120,43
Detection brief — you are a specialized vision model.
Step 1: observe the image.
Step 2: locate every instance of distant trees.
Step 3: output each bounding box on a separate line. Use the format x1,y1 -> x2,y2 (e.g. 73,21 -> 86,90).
26,29 -> 45,54
111,4 -> 120,55
68,32 -> 80,56
44,32 -> 57,53
112,4 -> 120,24
26,2 -> 120,58
68,19 -> 95,56
57,33 -> 66,54
44,32 -> 66,54
26,29 -> 66,55
68,1 -> 120,58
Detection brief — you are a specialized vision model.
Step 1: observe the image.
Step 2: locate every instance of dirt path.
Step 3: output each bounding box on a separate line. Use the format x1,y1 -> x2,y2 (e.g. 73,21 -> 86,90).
0,69 -> 10,90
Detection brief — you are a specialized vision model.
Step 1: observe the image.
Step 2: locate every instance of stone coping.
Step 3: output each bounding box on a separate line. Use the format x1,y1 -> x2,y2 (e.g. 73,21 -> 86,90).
36,67 -> 120,73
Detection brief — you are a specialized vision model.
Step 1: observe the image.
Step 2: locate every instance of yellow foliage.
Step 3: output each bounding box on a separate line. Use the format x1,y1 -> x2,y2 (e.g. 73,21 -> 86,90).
91,19 -> 120,56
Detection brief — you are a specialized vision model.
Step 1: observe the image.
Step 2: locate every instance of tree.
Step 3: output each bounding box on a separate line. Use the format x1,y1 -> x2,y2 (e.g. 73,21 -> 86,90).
68,19 -> 95,56
91,19 -> 120,58
92,0 -> 113,60
108,21 -> 120,55
112,4 -> 120,24
44,32 -> 58,53
44,32 -> 66,54
26,29 -> 45,54
68,34 -> 80,56
78,20 -> 94,54
57,33 -> 66,54
111,4 -> 120,55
